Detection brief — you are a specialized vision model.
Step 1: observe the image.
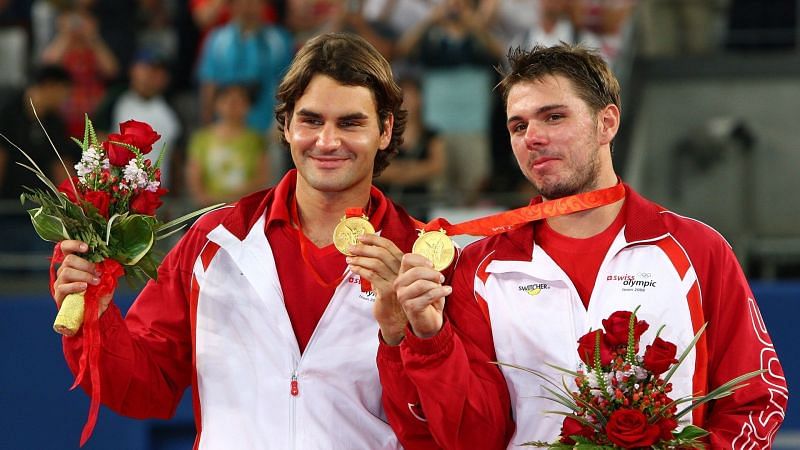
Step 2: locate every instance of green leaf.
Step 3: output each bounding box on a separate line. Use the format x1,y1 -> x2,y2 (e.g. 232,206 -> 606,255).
155,203 -> 225,232
111,214 -> 155,265
28,207 -> 71,242
663,322 -> 708,385
673,424 -> 710,441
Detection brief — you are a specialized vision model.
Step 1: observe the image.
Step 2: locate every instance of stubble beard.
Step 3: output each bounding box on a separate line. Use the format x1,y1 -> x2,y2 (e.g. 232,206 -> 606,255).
528,148 -> 601,200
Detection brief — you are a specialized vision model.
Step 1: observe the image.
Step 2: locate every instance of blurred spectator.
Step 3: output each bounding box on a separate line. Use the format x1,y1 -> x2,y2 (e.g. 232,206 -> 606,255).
136,0 -> 179,66
479,0 -> 543,51
505,0 -> 577,50
284,0 -> 339,44
395,0 -> 503,205
196,0 -> 293,133
376,76 -> 446,219
94,49 -> 182,189
186,83 -> 269,206
361,0 -> 441,37
40,8 -> 118,138
568,0 -> 637,65
638,0 -> 723,56
0,0 -> 30,87
190,0 -> 279,54
0,64 -> 74,200
327,0 -> 397,60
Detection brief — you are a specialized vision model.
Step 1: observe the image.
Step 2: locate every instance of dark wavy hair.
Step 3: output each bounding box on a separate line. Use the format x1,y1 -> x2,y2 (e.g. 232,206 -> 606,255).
275,32 -> 406,177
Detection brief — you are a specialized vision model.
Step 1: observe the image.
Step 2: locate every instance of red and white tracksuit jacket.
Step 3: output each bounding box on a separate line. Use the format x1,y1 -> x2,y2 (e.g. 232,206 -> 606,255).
63,174 -> 419,449
378,185 -> 788,450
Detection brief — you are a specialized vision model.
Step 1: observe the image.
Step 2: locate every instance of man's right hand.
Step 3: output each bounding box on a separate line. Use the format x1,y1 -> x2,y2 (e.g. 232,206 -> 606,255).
393,253 -> 452,339
54,240 -> 113,317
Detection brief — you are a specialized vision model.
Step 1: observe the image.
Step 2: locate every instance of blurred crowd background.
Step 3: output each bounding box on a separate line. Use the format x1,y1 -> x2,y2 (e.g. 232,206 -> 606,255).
1,2 -> 800,449
0,0 -> 798,279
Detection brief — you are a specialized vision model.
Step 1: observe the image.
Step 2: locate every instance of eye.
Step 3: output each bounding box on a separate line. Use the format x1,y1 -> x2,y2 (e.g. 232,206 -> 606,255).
299,116 -> 323,126
339,120 -> 363,128
509,122 -> 527,134
546,114 -> 564,122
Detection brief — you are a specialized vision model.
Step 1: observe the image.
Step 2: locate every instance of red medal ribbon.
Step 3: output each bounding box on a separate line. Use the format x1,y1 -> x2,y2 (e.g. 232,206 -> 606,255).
416,182 -> 626,236
50,244 -> 124,447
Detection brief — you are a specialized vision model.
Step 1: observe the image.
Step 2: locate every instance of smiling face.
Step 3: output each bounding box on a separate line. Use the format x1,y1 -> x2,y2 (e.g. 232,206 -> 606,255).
284,74 -> 392,197
506,74 -> 618,200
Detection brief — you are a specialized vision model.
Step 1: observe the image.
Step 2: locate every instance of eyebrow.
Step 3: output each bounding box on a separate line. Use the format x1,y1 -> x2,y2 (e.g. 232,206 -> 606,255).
296,108 -> 370,122
507,104 -> 568,126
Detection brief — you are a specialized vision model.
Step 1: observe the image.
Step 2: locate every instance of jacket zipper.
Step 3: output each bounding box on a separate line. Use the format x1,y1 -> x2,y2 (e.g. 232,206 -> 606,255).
290,369 -> 298,449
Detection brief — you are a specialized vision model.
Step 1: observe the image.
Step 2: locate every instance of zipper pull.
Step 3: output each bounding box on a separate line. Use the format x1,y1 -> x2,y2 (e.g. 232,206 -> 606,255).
290,373 -> 299,396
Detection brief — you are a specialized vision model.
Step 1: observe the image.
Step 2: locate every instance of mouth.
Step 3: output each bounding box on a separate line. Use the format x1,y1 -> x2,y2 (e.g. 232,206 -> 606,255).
531,156 -> 559,171
309,154 -> 351,169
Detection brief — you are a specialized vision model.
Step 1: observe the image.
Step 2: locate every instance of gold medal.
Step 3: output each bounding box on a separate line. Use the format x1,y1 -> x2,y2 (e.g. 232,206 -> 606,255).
333,214 -> 375,256
412,228 -> 455,271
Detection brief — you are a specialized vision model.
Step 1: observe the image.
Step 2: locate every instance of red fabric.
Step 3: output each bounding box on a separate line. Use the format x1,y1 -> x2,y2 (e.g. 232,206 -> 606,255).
265,174 -> 387,353
377,184 -> 787,449
60,47 -> 106,137
535,200 -> 626,307
61,170 -> 423,440
51,245 -> 123,446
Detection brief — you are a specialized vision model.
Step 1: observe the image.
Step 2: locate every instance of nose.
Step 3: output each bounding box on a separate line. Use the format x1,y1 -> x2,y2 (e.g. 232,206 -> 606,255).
316,123 -> 341,151
523,121 -> 547,148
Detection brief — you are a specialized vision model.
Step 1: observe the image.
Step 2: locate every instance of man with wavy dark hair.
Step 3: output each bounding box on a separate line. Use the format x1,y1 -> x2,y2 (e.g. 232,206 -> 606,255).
275,32 -> 407,177
53,32 -> 419,448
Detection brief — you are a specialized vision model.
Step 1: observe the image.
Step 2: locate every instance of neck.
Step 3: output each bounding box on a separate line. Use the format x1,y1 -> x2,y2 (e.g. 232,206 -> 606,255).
294,180 -> 372,247
544,173 -> 623,238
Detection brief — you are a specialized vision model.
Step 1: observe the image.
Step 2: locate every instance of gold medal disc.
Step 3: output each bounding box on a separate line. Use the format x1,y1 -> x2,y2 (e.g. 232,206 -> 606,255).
333,215 -> 375,256
412,229 -> 455,271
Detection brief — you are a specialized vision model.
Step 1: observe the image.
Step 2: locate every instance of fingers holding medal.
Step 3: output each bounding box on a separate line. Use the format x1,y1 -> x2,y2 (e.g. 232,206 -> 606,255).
412,229 -> 455,271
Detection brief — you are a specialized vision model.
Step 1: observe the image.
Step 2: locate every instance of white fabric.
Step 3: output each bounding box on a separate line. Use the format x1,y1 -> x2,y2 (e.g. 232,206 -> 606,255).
477,228 -> 698,447
194,214 -> 401,450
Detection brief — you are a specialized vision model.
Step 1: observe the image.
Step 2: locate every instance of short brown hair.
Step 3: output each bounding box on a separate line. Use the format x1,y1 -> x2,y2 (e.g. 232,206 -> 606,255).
275,32 -> 406,176
498,44 -> 621,116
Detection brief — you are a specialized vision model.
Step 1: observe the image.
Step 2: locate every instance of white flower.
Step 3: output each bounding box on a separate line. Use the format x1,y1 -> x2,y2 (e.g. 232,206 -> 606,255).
75,145 -> 105,183
146,180 -> 160,192
123,159 -> 149,189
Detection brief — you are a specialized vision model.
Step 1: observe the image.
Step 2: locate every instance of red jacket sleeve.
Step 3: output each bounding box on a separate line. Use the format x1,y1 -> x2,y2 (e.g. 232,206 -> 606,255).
378,252 -> 514,450
62,231 -> 198,419
679,225 -> 788,447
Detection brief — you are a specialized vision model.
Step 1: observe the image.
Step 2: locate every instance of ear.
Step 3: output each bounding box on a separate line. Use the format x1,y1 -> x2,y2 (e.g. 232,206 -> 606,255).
597,104 -> 620,146
283,117 -> 292,145
378,113 -> 394,151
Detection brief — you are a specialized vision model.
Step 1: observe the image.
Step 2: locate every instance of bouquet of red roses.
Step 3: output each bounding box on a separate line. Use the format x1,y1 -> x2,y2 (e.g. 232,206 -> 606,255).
4,113 -> 220,446
503,307 -> 763,449
13,116 -> 219,335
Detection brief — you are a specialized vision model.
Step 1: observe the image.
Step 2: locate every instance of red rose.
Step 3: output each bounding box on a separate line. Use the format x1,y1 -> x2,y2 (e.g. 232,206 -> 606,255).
605,408 -> 661,448
602,310 -> 649,347
655,417 -> 678,441
577,329 -> 613,367
84,190 -> 111,218
559,416 -> 594,444
119,120 -> 160,154
57,176 -> 81,203
104,133 -> 137,166
130,187 -> 167,216
643,337 -> 679,375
